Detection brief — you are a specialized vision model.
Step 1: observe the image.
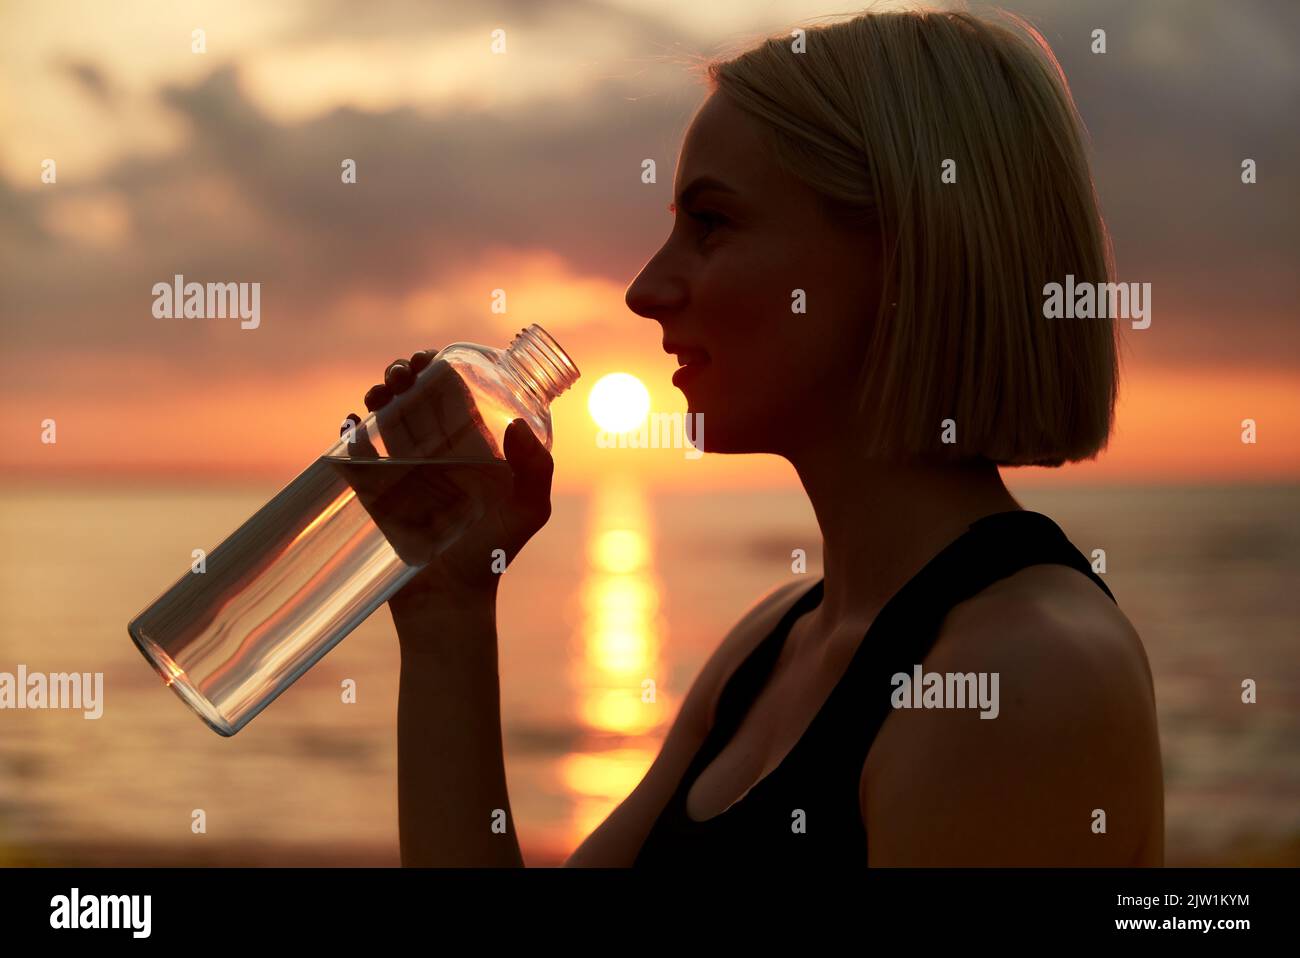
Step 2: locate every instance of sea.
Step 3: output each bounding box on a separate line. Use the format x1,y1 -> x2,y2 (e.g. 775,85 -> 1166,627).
0,481 -> 1296,866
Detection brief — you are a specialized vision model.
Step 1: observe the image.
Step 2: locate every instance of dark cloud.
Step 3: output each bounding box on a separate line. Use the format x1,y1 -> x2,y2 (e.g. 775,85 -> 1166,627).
1,62 -> 702,373
2,0 -> 1296,381
56,57 -> 117,106
998,0 -> 1300,359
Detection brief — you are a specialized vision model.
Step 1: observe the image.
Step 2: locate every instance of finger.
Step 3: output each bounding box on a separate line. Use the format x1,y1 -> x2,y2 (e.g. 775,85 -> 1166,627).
395,363 -> 495,459
385,358 -> 415,394
342,412 -> 380,459
382,357 -> 461,458
372,354 -> 497,460
409,348 -> 438,374
503,419 -> 554,518
504,418 -> 547,463
364,383 -> 392,411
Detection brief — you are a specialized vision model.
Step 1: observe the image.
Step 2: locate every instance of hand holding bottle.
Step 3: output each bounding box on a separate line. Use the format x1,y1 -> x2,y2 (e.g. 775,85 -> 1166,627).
344,349 -> 556,614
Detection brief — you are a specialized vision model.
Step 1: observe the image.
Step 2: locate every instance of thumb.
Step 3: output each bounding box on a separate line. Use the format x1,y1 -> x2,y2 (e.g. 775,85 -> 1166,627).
503,418 -> 554,523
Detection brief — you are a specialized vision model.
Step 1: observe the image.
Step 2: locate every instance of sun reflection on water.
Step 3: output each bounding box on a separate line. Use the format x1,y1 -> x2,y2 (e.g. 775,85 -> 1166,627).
560,478 -> 675,845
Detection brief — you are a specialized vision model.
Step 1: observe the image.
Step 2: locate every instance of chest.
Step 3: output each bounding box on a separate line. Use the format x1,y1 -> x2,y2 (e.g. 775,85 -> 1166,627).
683,619 -> 875,824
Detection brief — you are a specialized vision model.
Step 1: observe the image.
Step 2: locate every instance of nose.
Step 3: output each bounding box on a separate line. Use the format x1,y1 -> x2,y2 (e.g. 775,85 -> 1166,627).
624,255 -> 686,321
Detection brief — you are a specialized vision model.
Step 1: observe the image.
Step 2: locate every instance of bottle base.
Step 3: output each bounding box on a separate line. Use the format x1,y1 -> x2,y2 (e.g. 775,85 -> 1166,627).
127,623 -> 238,737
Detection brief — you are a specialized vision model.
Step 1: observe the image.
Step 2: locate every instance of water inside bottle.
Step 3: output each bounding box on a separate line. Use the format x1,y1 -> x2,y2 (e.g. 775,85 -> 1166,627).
129,454 -> 513,736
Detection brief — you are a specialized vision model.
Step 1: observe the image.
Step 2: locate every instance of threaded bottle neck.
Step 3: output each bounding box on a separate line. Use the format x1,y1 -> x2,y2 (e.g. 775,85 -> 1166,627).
503,324 -> 581,406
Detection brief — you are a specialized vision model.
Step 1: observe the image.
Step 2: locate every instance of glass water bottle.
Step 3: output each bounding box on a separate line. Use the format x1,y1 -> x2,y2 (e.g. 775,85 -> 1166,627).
127,324 -> 580,736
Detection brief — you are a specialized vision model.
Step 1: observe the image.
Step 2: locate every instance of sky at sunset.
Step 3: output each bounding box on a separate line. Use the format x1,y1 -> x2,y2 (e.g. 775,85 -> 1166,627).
2,0 -> 1297,491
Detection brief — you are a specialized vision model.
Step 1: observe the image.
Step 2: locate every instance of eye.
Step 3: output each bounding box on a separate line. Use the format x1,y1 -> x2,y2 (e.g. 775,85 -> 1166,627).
689,209 -> 727,237
668,201 -> 729,244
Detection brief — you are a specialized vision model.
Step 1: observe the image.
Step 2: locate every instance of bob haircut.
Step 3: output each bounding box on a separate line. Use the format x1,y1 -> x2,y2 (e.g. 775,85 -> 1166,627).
699,5 -> 1119,467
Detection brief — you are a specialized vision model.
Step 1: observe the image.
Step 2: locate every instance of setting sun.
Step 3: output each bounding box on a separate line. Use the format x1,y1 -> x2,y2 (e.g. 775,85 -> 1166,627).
587,372 -> 651,433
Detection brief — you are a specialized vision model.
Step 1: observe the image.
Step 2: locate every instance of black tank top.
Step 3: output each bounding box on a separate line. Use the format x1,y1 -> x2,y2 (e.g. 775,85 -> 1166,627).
632,510 -> 1115,868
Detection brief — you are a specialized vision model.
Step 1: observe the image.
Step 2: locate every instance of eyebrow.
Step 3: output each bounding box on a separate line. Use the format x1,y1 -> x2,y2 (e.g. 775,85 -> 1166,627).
667,176 -> 739,214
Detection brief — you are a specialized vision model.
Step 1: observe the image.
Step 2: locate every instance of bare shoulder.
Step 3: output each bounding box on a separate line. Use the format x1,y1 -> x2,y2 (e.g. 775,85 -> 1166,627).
864,564 -> 1164,866
693,578 -> 815,728
943,564 -> 1155,697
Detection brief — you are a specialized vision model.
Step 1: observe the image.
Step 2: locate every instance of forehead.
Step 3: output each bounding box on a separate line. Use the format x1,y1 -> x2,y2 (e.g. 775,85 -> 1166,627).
674,92 -> 776,197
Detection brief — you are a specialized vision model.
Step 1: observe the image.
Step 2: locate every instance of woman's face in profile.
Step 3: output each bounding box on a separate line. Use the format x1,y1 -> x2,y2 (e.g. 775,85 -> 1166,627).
625,90 -> 883,457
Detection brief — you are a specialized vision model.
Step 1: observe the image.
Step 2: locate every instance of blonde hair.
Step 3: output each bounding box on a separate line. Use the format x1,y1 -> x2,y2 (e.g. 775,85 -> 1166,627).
702,5 -> 1118,466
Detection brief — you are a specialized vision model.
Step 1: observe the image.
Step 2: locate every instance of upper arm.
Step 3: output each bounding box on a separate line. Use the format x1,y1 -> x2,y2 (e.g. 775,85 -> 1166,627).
563,579 -> 808,867
864,568 -> 1163,866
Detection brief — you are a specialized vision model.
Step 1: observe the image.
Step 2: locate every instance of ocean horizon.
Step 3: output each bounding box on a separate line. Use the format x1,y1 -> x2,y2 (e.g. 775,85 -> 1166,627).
1,481 -> 1296,866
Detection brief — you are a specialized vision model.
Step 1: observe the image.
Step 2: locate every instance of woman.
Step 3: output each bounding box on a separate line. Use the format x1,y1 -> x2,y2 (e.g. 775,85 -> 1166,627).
360,7 -> 1163,867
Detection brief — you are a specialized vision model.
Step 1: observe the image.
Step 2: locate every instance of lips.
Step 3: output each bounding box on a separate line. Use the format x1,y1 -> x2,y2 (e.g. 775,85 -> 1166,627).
663,340 -> 710,392
663,342 -> 710,367
675,349 -> 709,367
671,359 -> 709,389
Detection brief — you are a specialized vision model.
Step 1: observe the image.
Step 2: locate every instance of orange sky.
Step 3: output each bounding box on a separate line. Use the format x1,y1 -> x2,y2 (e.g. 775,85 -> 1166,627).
6,349 -> 1297,491
2,1 -> 1296,491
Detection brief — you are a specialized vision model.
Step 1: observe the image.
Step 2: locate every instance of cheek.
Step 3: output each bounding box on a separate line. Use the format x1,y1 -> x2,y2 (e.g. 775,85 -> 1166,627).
697,255 -> 804,347
692,243 -> 856,403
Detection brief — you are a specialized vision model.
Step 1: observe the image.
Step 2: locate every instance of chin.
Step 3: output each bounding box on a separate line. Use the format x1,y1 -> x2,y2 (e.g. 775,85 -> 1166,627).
677,404 -> 769,456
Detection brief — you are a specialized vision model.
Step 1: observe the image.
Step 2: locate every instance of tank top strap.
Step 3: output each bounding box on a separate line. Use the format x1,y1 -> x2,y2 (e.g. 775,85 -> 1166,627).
700,577 -> 826,770
633,509 -> 1115,867
817,508 -> 1115,766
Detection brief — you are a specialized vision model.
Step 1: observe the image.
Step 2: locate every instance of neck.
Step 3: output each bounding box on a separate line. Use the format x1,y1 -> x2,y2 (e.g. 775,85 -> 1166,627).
788,446 -> 1021,633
